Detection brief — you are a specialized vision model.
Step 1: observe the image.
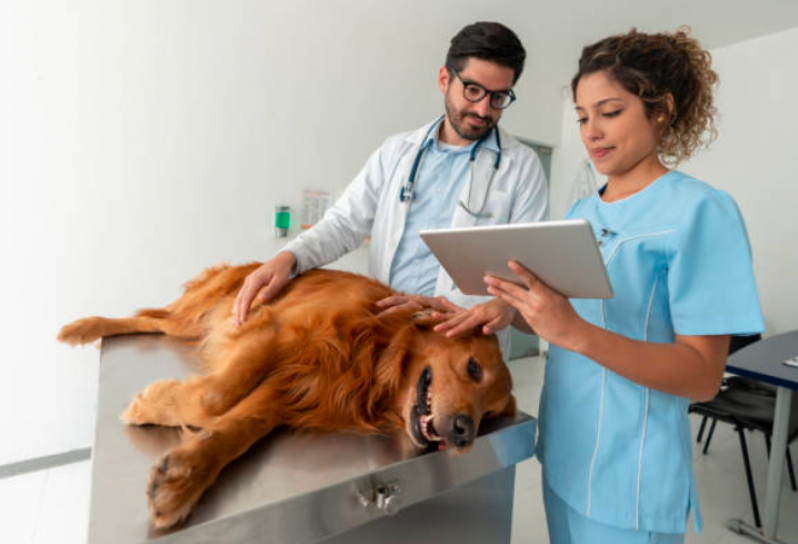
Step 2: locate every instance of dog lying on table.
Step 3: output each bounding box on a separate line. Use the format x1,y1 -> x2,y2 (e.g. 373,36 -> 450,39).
58,265 -> 515,529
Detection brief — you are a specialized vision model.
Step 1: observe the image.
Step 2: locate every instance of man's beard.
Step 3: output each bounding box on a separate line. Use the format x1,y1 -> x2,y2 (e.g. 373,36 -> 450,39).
444,93 -> 497,142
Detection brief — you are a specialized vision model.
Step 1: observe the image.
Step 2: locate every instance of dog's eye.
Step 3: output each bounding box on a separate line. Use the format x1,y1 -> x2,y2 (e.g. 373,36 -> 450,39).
467,357 -> 483,383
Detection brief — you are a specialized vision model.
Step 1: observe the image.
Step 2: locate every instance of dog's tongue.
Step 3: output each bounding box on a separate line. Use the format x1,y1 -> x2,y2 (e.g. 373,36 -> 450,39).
438,440 -> 447,452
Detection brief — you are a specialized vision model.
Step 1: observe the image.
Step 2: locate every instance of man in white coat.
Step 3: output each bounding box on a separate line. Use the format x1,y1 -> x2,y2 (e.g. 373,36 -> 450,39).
233,21 -> 549,357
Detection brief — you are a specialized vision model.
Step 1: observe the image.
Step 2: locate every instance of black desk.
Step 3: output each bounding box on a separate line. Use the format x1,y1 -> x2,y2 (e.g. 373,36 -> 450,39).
725,329 -> 798,544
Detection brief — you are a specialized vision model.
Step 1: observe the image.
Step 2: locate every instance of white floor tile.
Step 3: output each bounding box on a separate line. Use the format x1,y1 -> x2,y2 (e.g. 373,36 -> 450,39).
0,470 -> 47,544
32,460 -> 91,544
512,483 -> 548,544
514,457 -> 542,494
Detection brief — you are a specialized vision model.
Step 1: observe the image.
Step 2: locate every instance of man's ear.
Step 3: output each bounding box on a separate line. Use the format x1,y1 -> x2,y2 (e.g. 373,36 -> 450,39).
411,309 -> 438,331
438,65 -> 451,95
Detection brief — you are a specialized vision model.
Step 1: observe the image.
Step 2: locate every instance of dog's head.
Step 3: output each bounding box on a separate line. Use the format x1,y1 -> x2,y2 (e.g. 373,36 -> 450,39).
391,312 -> 515,452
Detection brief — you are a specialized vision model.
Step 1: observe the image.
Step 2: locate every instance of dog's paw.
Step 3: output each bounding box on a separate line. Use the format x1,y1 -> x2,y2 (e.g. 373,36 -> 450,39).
147,447 -> 214,529
121,380 -> 182,426
57,317 -> 105,346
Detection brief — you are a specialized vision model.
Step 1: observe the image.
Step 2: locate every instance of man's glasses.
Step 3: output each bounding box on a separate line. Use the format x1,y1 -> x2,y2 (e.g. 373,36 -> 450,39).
448,66 -> 516,110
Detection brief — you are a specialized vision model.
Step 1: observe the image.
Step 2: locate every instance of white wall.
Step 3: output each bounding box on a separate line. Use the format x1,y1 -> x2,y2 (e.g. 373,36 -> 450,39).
0,2 -> 564,463
550,25 -> 798,336
683,26 -> 798,335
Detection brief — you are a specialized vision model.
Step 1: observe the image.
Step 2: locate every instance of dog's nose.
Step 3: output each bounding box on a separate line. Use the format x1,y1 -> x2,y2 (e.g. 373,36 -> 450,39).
451,414 -> 476,448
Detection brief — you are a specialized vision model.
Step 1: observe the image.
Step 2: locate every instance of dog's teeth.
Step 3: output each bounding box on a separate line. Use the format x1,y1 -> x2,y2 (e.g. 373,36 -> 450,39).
420,415 -> 432,440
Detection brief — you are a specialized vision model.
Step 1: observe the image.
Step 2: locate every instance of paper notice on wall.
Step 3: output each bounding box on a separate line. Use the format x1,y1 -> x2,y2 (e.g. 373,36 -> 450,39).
301,190 -> 332,229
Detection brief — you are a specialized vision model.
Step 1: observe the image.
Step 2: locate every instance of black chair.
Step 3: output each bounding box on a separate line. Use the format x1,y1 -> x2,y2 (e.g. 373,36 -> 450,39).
690,334 -> 798,528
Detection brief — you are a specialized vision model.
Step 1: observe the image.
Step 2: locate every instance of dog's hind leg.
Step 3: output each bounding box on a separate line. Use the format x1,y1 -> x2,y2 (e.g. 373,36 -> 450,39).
57,309 -> 202,346
146,381 -> 282,528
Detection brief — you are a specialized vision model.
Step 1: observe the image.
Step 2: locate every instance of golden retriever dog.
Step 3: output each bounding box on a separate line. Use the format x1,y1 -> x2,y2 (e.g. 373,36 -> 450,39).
58,265 -> 515,529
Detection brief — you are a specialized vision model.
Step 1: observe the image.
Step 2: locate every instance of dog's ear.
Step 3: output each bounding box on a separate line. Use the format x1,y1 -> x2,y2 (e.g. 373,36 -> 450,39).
411,309 -> 438,330
369,327 -> 412,405
499,394 -> 517,417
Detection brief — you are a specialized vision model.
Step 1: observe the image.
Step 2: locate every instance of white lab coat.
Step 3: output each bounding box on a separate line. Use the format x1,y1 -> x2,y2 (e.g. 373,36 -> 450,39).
282,118 -> 549,355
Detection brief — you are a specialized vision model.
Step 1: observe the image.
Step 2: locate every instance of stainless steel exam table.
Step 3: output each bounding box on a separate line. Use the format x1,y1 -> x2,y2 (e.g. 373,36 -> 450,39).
87,334 -> 537,544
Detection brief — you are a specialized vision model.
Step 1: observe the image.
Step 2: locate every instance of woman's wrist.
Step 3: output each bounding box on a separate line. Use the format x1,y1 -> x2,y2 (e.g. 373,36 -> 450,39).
559,317 -> 594,354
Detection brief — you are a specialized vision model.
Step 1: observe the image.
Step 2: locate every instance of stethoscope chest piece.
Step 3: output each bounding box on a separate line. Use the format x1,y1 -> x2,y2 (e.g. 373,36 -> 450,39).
399,118 -> 501,219
399,183 -> 414,202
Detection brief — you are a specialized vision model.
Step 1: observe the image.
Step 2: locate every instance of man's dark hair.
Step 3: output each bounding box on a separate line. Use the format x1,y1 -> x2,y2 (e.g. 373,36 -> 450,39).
446,22 -> 526,84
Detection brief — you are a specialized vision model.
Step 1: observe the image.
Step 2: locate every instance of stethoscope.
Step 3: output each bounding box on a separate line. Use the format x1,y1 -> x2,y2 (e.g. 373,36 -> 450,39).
399,116 -> 501,219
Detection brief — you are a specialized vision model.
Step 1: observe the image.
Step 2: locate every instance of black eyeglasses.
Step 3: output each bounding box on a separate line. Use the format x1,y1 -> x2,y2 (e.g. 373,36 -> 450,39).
448,66 -> 517,110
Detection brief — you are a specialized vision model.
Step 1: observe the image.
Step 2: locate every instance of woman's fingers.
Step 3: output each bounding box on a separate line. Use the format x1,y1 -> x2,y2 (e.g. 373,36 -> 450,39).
434,308 -> 483,337
440,298 -> 464,311
443,314 -> 483,337
379,301 -> 422,317
482,315 -> 507,335
508,260 -> 541,289
426,296 -> 459,313
433,310 -> 469,332
378,294 -> 452,309
484,275 -> 529,307
376,295 -> 406,309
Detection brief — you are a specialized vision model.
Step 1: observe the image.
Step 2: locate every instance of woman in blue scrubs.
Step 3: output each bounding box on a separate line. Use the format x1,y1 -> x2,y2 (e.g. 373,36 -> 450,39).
439,28 -> 765,543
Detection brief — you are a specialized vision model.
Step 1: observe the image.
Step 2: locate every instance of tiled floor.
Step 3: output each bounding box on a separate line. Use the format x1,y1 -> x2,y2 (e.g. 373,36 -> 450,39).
0,460 -> 91,544
1,355 -> 796,543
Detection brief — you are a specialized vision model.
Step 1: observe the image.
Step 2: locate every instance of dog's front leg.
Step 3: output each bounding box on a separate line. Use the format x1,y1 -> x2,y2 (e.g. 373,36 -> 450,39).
146,382 -> 282,529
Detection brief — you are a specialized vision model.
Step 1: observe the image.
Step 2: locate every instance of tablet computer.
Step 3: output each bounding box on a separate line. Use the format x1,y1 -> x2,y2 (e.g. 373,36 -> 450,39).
420,219 -> 613,299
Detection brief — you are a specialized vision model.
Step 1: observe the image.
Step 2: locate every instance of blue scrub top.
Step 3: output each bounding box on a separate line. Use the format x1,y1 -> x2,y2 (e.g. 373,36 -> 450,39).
538,171 -> 765,534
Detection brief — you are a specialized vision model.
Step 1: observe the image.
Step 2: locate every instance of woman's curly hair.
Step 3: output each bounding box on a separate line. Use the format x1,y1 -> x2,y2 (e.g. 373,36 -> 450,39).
571,27 -> 719,165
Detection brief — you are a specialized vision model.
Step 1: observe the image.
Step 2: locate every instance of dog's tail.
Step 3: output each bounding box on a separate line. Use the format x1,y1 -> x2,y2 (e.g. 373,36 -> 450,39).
56,307 -> 202,346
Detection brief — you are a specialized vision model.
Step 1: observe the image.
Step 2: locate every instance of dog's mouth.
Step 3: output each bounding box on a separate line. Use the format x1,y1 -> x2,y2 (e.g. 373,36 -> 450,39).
410,366 -> 445,450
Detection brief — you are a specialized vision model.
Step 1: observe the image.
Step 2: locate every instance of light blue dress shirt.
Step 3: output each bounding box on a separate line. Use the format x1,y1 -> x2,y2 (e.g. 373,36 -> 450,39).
538,171 -> 765,535
389,119 -> 500,295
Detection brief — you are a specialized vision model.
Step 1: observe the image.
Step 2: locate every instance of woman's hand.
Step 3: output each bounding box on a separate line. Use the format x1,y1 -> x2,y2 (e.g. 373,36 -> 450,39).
485,260 -> 586,349
376,294 -> 460,317
432,297 -> 517,337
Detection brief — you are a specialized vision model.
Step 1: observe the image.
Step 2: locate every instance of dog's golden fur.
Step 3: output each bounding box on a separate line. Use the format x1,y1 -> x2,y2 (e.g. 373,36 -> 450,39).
58,265 -> 514,528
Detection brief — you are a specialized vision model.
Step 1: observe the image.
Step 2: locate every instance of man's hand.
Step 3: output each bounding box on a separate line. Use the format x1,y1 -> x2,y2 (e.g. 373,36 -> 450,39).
376,294 -> 461,317
432,297 -> 516,337
232,252 -> 297,326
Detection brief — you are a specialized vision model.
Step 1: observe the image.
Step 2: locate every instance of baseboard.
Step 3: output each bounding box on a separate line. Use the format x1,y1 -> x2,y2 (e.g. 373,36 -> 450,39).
0,447 -> 92,480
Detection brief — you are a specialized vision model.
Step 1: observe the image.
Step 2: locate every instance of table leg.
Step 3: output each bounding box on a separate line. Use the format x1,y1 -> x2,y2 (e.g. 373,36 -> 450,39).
726,387 -> 793,544
763,387 -> 792,537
